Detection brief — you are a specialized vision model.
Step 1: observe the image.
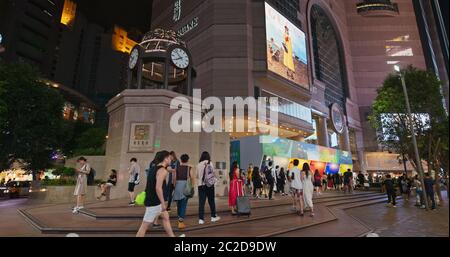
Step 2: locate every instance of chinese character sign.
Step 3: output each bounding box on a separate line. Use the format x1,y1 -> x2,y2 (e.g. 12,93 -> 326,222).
129,123 -> 155,153
173,0 -> 182,22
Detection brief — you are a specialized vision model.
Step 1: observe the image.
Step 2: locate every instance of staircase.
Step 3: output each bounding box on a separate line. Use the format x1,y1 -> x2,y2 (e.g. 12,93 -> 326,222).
19,191 -> 388,237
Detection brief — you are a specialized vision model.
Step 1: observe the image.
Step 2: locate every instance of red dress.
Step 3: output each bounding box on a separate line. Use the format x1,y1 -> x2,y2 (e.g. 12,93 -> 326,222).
229,169 -> 244,207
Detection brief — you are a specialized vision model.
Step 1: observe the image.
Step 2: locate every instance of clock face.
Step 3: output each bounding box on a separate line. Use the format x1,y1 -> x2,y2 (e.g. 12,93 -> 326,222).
129,48 -> 139,69
171,48 -> 190,69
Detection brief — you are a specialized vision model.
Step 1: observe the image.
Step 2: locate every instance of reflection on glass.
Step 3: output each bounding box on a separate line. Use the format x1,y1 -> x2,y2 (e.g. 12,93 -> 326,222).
386,45 -> 414,57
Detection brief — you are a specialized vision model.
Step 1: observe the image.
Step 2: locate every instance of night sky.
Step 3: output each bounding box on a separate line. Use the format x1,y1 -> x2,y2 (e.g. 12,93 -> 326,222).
77,0 -> 153,32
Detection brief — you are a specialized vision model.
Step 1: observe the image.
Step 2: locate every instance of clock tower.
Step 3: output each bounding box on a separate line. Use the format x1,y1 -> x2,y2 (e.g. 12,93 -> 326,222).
127,29 -> 195,96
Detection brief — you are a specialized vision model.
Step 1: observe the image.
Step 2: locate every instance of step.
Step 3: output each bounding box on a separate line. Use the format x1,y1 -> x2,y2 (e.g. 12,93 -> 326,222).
19,193 -> 387,236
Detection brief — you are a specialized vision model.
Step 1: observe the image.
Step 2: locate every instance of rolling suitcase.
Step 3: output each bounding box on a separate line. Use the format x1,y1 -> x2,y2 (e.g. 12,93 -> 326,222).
236,196 -> 251,217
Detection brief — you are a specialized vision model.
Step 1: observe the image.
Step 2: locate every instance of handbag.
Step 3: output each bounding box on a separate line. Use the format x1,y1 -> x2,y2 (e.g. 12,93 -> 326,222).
135,192 -> 146,206
183,167 -> 195,198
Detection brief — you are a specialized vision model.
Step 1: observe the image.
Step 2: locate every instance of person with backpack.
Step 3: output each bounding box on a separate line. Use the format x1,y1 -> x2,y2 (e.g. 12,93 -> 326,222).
196,151 -> 221,225
136,151 -> 178,237
264,161 -> 275,200
127,158 -> 141,206
173,154 -> 195,230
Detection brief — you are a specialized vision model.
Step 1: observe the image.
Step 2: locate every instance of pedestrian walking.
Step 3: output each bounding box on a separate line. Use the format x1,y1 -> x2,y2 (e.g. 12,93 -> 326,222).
290,160 -> 305,216
424,173 -> 437,210
401,175 -> 411,202
413,175 -> 425,209
264,161 -> 275,200
314,170 -> 322,196
197,151 -> 221,225
252,167 -> 263,199
72,157 -> 91,214
327,174 -> 334,190
246,164 -> 254,196
302,163 -> 315,217
137,151 -> 177,237
173,154 -> 195,230
384,175 -> 397,208
343,169 -> 353,194
166,151 -> 179,211
229,162 -> 244,215
277,168 -> 286,196
127,158 -> 141,206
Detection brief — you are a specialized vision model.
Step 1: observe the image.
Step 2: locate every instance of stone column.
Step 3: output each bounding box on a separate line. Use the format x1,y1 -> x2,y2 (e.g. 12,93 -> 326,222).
318,117 -> 330,147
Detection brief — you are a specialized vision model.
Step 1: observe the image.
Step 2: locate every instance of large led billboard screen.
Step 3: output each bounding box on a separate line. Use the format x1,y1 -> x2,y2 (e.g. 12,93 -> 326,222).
265,2 -> 309,89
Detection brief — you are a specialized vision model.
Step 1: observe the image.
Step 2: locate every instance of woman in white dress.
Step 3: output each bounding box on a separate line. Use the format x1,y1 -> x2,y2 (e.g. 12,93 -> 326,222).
73,157 -> 91,214
302,163 -> 315,217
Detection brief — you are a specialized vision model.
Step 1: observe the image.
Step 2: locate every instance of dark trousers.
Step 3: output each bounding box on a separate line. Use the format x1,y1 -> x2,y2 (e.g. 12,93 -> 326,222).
426,189 -> 436,209
167,183 -> 175,209
268,181 -> 274,199
387,190 -> 396,206
277,182 -> 285,194
198,185 -> 217,220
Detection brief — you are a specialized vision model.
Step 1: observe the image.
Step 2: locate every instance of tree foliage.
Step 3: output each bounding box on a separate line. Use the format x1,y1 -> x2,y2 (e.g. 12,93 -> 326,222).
0,62 -> 67,171
369,66 -> 449,174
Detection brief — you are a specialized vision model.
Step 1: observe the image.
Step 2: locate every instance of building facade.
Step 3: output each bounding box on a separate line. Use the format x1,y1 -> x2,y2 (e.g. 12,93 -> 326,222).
149,0 -> 442,173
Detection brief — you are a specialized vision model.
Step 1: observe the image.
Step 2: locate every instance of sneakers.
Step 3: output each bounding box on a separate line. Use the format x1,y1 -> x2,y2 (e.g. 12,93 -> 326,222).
152,223 -> 162,229
71,206 -> 83,214
179,234 -> 186,237
198,219 -> 205,225
178,221 -> 186,230
128,201 -> 136,206
211,216 -> 221,223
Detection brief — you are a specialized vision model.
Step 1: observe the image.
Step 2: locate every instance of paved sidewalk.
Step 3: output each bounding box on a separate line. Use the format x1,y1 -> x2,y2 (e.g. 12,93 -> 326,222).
347,193 -> 449,237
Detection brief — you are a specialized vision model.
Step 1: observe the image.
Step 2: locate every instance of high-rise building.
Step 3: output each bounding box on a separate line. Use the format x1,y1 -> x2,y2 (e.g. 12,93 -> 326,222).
148,0 -> 446,174
0,0 -> 141,126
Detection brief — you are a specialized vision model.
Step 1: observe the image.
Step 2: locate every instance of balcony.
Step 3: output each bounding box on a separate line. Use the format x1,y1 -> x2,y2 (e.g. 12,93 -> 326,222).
356,1 -> 399,17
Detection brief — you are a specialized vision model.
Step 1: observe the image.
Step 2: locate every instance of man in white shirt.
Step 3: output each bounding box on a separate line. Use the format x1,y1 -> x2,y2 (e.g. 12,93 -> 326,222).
128,158 -> 141,206
289,159 -> 305,216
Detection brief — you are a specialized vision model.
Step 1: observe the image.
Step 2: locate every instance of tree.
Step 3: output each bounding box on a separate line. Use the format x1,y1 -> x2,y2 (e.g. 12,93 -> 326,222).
71,127 -> 107,156
369,66 -> 449,191
0,62 -> 67,174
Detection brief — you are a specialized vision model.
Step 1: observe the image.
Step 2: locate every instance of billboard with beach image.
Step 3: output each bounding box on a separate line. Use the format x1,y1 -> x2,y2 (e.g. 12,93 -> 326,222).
265,2 -> 309,89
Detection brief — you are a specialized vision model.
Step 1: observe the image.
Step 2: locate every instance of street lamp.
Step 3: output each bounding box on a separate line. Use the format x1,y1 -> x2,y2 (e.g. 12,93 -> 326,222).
394,65 -> 430,210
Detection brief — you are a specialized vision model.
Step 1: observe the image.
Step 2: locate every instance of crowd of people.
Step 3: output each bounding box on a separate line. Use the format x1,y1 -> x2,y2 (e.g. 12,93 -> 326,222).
70,154 -> 445,237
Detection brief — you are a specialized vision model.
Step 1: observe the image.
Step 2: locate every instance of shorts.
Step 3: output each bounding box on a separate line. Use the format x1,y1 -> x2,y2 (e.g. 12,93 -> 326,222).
314,182 -> 322,187
292,188 -> 304,197
128,182 -> 136,192
143,205 -> 163,223
106,183 -> 114,187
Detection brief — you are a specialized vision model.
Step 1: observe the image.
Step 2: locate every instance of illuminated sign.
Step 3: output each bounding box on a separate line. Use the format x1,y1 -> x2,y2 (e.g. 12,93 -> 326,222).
173,0 -> 182,22
177,17 -> 199,37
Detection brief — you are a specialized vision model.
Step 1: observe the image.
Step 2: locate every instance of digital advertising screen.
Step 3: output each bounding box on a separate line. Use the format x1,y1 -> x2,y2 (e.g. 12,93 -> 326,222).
265,2 -> 309,89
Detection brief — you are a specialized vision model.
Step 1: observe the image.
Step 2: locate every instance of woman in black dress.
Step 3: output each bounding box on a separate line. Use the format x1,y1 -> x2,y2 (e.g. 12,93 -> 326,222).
252,167 -> 263,199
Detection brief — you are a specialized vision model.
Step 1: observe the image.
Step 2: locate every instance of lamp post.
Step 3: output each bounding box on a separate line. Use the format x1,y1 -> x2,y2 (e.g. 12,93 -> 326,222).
394,65 -> 430,210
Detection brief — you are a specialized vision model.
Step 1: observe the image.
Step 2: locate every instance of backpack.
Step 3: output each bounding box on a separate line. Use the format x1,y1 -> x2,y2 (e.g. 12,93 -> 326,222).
87,168 -> 95,186
203,163 -> 217,188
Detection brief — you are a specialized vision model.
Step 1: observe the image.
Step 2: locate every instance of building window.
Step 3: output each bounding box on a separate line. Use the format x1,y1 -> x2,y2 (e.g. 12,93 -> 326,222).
310,5 -> 348,111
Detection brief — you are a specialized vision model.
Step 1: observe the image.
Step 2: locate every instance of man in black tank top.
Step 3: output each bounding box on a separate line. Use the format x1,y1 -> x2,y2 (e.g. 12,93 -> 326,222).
137,151 -> 177,237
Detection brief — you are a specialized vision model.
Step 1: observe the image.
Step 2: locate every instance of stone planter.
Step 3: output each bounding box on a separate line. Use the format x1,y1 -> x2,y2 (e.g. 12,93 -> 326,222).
29,185 -> 101,204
